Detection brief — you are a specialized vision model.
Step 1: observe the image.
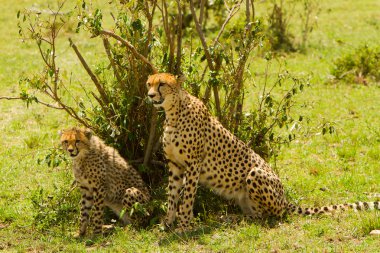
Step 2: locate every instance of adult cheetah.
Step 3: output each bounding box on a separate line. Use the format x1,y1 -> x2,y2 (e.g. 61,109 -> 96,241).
146,73 -> 379,231
60,127 -> 150,237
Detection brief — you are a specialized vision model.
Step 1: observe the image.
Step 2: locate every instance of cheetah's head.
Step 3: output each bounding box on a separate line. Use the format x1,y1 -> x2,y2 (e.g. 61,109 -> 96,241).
146,73 -> 185,109
59,127 -> 92,159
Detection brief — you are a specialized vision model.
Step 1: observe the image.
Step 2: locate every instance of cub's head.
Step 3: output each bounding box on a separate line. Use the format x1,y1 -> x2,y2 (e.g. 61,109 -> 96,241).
146,73 -> 185,108
59,127 -> 92,158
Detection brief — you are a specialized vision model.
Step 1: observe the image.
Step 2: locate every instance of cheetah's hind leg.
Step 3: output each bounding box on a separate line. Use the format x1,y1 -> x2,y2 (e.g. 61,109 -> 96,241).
245,167 -> 288,218
121,187 -> 150,225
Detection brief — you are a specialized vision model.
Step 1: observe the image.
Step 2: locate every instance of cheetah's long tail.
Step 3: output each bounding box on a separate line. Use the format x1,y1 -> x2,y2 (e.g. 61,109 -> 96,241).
287,201 -> 380,215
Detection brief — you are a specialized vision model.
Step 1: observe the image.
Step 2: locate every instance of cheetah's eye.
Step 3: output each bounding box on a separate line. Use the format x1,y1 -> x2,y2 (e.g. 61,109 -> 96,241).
75,140 -> 80,144
62,140 -> 68,144
158,82 -> 166,89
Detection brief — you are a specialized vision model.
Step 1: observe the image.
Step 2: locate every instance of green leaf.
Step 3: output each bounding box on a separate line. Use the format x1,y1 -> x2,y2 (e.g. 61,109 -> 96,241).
131,19 -> 142,32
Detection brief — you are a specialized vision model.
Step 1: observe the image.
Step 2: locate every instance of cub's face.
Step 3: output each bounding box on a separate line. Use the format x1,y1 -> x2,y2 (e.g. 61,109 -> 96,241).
146,73 -> 180,108
59,128 -> 92,158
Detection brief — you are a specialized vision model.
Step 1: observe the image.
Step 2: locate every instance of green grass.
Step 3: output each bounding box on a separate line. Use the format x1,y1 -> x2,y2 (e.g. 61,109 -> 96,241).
1,0 -> 379,252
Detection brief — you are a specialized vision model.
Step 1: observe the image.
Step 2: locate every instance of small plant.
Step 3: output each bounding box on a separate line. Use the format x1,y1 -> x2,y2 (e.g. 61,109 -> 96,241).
357,212 -> 380,237
30,184 -> 79,233
331,44 -> 380,84
37,148 -> 68,168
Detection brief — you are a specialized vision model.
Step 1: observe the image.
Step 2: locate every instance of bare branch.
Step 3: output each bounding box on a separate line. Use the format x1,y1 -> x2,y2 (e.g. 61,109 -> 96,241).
99,30 -> 158,74
68,38 -> 109,106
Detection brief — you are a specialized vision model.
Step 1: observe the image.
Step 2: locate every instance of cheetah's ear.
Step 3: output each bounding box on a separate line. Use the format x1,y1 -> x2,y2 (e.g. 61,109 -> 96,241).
58,130 -> 63,136
175,74 -> 186,86
84,128 -> 93,140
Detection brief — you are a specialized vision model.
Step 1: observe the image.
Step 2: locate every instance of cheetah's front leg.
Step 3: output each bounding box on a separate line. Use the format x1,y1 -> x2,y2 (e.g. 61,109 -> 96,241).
177,163 -> 200,231
164,161 -> 184,227
91,185 -> 106,235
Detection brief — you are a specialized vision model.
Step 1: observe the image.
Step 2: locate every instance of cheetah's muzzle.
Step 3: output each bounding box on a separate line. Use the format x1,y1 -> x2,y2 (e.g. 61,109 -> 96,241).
151,98 -> 164,106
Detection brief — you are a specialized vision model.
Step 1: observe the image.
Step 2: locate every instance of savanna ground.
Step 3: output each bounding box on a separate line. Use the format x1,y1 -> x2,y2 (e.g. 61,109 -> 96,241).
0,0 -> 379,252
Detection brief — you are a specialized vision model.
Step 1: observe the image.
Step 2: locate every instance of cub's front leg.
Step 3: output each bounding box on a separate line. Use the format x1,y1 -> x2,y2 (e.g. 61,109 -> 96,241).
78,185 -> 93,237
164,161 -> 184,227
91,184 -> 106,235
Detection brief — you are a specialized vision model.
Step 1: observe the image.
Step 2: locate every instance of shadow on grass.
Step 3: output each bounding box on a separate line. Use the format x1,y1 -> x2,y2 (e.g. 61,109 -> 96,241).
157,214 -> 289,246
158,225 -> 215,246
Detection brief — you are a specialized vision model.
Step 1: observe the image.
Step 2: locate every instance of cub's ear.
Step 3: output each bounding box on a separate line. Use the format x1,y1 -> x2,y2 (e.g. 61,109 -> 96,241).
175,74 -> 186,85
84,128 -> 93,139
58,130 -> 63,136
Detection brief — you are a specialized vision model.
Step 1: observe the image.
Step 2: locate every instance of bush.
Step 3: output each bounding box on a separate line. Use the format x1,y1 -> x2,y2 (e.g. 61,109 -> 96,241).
331,44 -> 380,84
266,0 -> 320,52
237,64 -> 310,162
17,0 -> 280,173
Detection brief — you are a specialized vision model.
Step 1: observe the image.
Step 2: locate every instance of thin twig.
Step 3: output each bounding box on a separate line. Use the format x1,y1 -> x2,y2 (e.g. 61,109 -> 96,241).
246,0 -> 251,25
143,109 -> 158,167
0,96 -> 23,100
213,1 -> 242,46
229,0 -> 257,130
162,1 -> 175,72
251,0 -> 255,21
199,0 -> 206,27
102,37 -> 123,86
190,0 -> 222,115
0,96 -> 65,109
189,0 -> 215,71
143,0 -> 157,57
175,0 -> 183,74
51,2 -> 66,96
90,91 -> 110,115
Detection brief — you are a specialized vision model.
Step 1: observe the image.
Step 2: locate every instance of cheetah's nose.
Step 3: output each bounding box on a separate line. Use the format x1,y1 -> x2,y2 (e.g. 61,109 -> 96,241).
68,148 -> 74,153
148,94 -> 156,98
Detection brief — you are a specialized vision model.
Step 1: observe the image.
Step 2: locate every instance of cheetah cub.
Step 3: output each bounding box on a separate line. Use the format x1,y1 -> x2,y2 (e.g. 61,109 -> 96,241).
146,73 -> 379,231
60,127 -> 150,237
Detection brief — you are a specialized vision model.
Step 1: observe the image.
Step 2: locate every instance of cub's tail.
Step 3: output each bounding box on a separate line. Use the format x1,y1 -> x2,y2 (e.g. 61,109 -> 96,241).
287,201 -> 379,215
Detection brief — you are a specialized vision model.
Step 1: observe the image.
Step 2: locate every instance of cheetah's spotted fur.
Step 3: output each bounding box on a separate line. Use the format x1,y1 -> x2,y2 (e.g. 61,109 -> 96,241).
60,127 -> 150,236
146,73 -> 379,231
